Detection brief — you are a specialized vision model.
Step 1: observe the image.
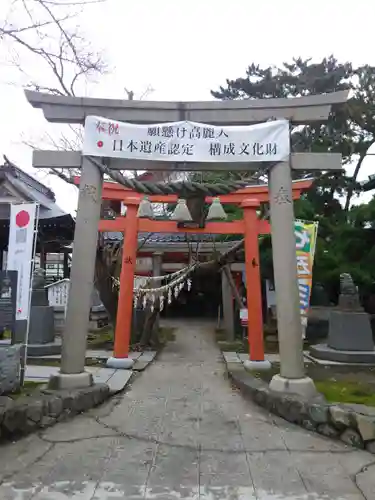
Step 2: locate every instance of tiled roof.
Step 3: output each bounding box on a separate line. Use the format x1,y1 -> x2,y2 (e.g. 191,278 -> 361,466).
103,231 -> 222,243
0,157 -> 72,221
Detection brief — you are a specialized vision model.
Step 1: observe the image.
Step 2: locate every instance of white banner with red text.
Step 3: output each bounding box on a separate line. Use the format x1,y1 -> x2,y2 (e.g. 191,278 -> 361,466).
82,116 -> 290,163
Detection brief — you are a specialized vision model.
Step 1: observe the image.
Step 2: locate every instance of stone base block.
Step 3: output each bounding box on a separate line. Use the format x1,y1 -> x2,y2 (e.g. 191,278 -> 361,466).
48,371 -> 93,390
328,311 -> 374,351
269,374 -> 317,399
106,356 -> 134,369
14,320 -> 27,343
26,342 -> 62,357
310,344 -> 375,364
244,359 -> 272,372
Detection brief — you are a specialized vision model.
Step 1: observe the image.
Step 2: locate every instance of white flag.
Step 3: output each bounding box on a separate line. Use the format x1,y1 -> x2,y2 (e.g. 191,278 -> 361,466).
7,204 -> 37,320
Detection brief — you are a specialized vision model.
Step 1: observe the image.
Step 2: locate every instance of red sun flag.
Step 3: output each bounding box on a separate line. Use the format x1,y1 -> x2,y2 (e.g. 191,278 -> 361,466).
15,210 -> 30,228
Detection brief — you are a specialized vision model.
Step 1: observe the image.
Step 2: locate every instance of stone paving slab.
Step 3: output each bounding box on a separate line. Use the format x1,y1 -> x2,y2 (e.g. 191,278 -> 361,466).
222,351 -> 241,363
133,350 -> 157,371
105,368 -> 133,393
25,364 -> 133,393
136,350 -> 157,362
27,349 -> 142,361
0,320 -> 373,499
237,351 -> 312,364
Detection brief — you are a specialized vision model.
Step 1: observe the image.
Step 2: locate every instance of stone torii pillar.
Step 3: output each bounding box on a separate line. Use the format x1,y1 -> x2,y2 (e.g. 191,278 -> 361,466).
49,156 -> 103,389
25,89 -> 348,394
267,161 -> 314,395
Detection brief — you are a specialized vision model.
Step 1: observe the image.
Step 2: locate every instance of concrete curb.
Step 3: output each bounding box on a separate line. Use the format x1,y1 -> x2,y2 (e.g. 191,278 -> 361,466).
0,383 -> 110,442
225,361 -> 375,455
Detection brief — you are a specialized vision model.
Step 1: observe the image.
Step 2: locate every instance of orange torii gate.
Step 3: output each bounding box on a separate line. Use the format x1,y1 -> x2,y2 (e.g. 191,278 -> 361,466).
79,177 -> 312,364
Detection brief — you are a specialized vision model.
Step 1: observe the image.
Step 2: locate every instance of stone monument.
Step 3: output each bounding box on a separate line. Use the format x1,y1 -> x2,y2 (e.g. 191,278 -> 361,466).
29,269 -> 56,350
0,345 -> 21,395
310,273 -> 375,363
15,269 -> 60,356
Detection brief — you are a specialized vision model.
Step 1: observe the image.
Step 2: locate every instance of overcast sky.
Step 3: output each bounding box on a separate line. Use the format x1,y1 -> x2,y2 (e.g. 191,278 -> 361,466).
1,0 -> 375,214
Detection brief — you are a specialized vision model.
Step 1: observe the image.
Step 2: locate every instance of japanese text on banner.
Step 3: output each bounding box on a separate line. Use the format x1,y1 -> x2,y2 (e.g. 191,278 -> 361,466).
82,116 -> 290,163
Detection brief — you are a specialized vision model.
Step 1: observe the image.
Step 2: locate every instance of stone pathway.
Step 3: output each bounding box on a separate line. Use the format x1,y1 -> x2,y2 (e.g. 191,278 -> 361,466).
0,320 -> 374,499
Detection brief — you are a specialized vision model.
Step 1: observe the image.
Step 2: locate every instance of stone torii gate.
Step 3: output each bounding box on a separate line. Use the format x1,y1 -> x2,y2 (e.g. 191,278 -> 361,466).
26,89 -> 348,397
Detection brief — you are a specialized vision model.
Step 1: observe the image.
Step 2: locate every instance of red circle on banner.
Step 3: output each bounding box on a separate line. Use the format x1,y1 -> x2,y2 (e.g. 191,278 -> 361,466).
97,140 -> 104,148
15,210 -> 30,228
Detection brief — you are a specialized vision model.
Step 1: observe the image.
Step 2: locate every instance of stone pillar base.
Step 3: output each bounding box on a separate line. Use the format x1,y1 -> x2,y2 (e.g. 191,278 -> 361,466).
269,374 -> 317,399
106,357 -> 134,369
244,359 -> 272,372
48,371 -> 93,390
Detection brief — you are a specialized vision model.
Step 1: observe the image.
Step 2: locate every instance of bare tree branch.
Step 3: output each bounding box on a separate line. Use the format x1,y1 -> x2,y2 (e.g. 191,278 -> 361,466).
41,0 -> 106,5
1,0 -> 108,97
1,0 -> 111,182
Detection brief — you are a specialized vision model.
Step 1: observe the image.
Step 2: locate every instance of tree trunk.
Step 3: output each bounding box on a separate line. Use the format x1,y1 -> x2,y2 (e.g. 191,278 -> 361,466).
186,195 -> 205,224
344,154 -> 365,212
139,307 -> 160,347
222,265 -> 243,309
94,245 -> 119,325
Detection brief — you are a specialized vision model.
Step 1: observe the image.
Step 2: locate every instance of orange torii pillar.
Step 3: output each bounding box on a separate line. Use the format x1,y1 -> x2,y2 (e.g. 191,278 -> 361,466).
106,197 -> 140,369
241,199 -> 271,370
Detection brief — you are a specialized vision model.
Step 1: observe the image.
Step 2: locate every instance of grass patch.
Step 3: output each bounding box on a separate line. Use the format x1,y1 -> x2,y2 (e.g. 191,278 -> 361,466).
27,357 -> 104,367
215,328 -> 246,352
315,379 -> 375,407
1,328 -> 12,339
158,326 -> 176,344
248,363 -> 375,407
27,358 -> 61,367
87,325 -> 114,349
217,340 -> 246,353
9,380 -> 46,399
